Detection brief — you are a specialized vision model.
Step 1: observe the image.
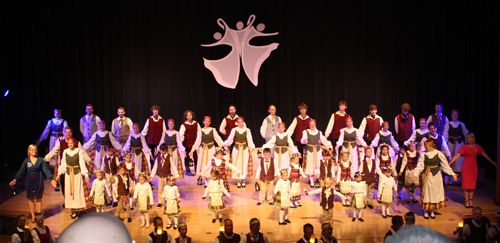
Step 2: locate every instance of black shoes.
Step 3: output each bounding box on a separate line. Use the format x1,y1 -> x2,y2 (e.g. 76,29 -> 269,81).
284,219 -> 291,223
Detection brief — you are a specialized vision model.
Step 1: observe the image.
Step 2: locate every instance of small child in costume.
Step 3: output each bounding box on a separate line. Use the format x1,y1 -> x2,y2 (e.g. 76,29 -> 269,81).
202,168 -> 232,223
337,151 -> 354,206
90,169 -> 111,212
378,167 -> 398,218
162,175 -> 181,229
398,141 -> 420,203
350,172 -> 366,222
113,164 -> 134,222
198,148 -> 240,192
273,169 -> 292,225
134,172 -> 154,228
288,153 -> 307,207
318,149 -> 336,187
305,178 -> 346,225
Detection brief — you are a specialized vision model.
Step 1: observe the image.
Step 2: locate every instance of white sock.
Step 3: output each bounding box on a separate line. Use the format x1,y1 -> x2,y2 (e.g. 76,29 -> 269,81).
310,177 -> 314,184
96,208 -> 100,213
140,213 -> 145,225
218,212 -> 223,219
358,210 -> 363,218
212,211 -> 217,219
385,204 -> 391,215
167,217 -> 172,225
284,209 -> 289,220
145,213 -> 150,226
129,198 -> 133,207
381,204 -> 387,216
279,210 -> 284,223
174,216 -> 178,225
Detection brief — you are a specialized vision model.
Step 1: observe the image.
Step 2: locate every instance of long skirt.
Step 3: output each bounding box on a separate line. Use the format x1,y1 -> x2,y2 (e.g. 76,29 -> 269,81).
274,150 -> 292,170
64,173 -> 89,211
303,147 -> 322,175
231,147 -> 251,179
420,170 -> 447,211
196,146 -> 217,177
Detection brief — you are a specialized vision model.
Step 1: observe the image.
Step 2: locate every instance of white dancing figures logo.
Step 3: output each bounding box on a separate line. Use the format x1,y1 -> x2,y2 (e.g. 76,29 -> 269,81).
202,15 -> 279,89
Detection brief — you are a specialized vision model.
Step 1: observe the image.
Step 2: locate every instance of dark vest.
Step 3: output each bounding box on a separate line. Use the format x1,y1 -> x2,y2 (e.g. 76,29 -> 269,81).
117,174 -> 130,196
245,233 -> 264,243
431,114 -> 448,136
33,226 -> 51,243
320,187 -> 335,209
202,129 -> 215,149
158,155 -> 172,178
339,161 -> 352,181
307,130 -> 320,153
163,133 -> 178,152
65,151 -> 81,175
234,130 -> 248,150
396,114 -> 414,141
379,132 -> 391,145
424,153 -> 441,176
464,217 -> 490,243
103,156 -> 118,175
448,123 -> 464,144
319,159 -> 334,180
260,159 -> 275,181
149,232 -> 169,243
331,113 -> 350,139
275,135 -> 288,154
130,136 -> 143,155
218,234 -> 241,243
415,130 -> 429,143
13,227 -> 33,243
59,138 -> 80,160
364,116 -> 381,142
295,116 -> 311,142
51,120 -> 65,133
342,130 -> 356,149
175,237 -> 192,243
147,117 -> 164,145
124,162 -> 136,180
96,132 -> 111,152
182,122 -> 198,149
361,159 -> 375,184
405,152 -> 419,170
430,135 -> 444,152
224,117 -> 239,140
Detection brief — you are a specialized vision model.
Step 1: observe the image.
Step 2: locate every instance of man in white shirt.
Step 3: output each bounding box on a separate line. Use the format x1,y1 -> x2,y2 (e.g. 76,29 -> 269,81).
110,107 -> 134,146
260,105 -> 282,143
79,104 -> 101,143
319,223 -> 338,243
11,214 -> 32,243
31,214 -> 55,243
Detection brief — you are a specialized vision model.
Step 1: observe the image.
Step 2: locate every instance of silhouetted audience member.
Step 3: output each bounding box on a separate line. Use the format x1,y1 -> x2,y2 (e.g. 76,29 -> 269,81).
318,223 -> 338,243
488,212 -> 500,241
386,225 -> 453,243
58,213 -> 132,243
404,212 -> 415,225
455,206 -> 490,242
298,223 -> 318,243
215,219 -> 240,243
384,215 -> 404,241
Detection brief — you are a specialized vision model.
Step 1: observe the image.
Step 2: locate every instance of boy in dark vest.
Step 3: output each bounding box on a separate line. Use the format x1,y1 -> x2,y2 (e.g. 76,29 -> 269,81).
242,218 -> 270,243
359,104 -> 384,146
358,147 -> 376,209
101,147 -> 119,206
427,103 -> 449,136
11,214 -> 33,243
146,217 -> 173,243
325,101 -> 350,153
30,214 -> 55,243
318,150 -> 336,188
255,148 -> 279,205
179,110 -> 201,176
305,178 -> 347,225
150,143 -> 180,208
394,103 -> 416,148
286,103 -> 311,165
113,164 -> 134,222
141,105 -> 167,163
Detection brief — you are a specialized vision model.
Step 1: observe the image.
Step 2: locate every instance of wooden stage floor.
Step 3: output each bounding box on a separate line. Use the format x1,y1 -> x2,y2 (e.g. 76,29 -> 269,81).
1,172 -> 499,243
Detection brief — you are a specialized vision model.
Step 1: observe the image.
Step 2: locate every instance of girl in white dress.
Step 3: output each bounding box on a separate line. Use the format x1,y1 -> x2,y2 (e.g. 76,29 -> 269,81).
300,119 -> 333,187
224,117 -> 255,188
350,172 -> 366,222
336,151 -> 353,206
288,153 -> 306,207
370,122 -> 400,162
273,169 -> 292,225
378,167 -> 398,218
335,117 -> 367,174
162,176 -> 181,229
90,169 -> 111,212
262,123 -> 298,169
191,116 -> 225,186
134,173 -> 153,228
202,168 -> 232,223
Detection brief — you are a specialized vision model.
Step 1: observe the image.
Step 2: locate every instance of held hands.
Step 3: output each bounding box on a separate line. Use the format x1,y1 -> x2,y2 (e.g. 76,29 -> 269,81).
188,151 -> 194,158
453,174 -> 459,182
9,179 -> 16,187
201,197 -> 206,200
228,195 -> 233,199
85,177 -> 90,184
50,180 -> 57,188
177,178 -> 181,182
411,177 -> 416,184
398,172 -> 403,177
149,176 -> 153,182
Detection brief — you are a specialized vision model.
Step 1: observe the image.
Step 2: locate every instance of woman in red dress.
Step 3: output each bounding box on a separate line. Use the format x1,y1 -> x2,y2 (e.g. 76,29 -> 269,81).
449,133 -> 496,208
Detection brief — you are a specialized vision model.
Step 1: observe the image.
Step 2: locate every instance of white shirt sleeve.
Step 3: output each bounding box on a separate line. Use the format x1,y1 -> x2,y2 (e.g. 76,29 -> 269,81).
260,118 -> 267,139
400,154 -> 408,174
219,118 -> 227,135
336,129 -> 345,147
31,229 -> 40,243
359,118 -> 367,138
246,129 -> 255,149
325,113 -> 335,138
286,117 -> 298,137
300,130 -> 308,144
394,116 -> 399,134
213,128 -> 225,147
45,139 -> 61,161
261,135 -> 276,150
83,132 -> 97,150
371,133 -> 380,147
319,132 -> 333,149
356,129 -> 367,147
141,119 -> 150,137
224,129 -> 236,147
404,130 -> 418,146
461,122 -> 470,136
443,123 -> 450,142
179,124 -> 186,142
192,130 -> 203,149
109,132 -> 123,151
411,116 -> 416,132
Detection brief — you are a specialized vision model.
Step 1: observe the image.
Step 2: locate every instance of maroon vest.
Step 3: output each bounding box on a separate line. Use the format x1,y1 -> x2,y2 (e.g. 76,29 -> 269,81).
117,174 -> 130,196
123,162 -> 136,180
405,151 -> 419,170
290,165 -> 301,183
182,122 -> 198,149
361,159 -> 375,183
379,155 -> 392,168
431,114 -> 448,135
219,234 -> 241,243
224,117 -> 239,140
13,228 -> 33,243
339,161 -> 352,181
33,226 -> 51,243
295,116 -> 311,142
147,117 -> 164,145
158,155 -> 172,178
396,114 -> 414,141
320,187 -> 335,209
175,237 -> 192,243
212,159 -> 227,179
149,232 -> 169,243
260,159 -> 275,181
331,113 -> 350,139
246,233 -> 264,243
465,218 -> 490,243
319,159 -> 334,180
364,116 -> 381,142
103,156 -> 118,175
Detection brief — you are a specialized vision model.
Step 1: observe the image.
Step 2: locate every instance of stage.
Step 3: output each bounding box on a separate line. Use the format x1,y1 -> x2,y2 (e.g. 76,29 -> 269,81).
1,167 -> 499,243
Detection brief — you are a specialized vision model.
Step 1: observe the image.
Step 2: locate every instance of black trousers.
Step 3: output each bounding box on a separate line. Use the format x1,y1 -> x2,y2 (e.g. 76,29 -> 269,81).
60,173 -> 66,196
184,148 -> 198,173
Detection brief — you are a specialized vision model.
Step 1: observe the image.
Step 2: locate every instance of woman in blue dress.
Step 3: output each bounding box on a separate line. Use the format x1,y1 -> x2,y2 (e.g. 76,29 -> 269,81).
9,145 -> 57,222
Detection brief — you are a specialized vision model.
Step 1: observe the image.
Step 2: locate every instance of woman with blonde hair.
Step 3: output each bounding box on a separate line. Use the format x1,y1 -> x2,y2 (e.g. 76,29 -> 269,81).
10,145 -> 57,222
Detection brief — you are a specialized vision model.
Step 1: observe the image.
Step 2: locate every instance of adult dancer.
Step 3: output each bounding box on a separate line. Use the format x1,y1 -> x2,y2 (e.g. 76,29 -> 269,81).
36,109 -> 68,166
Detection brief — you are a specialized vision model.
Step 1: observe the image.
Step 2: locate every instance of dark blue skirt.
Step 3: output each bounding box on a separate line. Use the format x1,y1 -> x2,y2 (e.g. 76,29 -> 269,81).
26,172 -> 43,199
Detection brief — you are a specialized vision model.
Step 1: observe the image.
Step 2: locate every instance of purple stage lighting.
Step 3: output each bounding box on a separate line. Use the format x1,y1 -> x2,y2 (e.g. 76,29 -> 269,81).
3,90 -> 8,97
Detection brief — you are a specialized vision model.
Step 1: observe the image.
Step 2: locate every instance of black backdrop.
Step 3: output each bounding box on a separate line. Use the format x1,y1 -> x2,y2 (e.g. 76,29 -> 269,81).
1,1 -> 499,179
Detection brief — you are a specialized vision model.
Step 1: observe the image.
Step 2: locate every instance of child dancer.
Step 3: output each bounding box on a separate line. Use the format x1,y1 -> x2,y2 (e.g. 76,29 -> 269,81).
378,167 -> 398,218
337,151 -> 354,206
113,164 -> 134,222
123,152 -> 140,209
202,168 -> 232,223
191,116 -> 225,187
162,175 -> 181,229
404,118 -> 429,151
100,147 -> 119,206
335,117 -> 367,173
305,178 -> 346,225
318,149 -> 336,188
134,172 -> 154,228
301,119 -> 333,187
157,119 -> 186,179
351,172 -> 366,222
288,153 -> 307,207
358,147 -> 376,209
375,145 -> 396,187
443,110 -> 469,185
263,123 -> 298,169
123,123 -> 151,176
370,122 -> 400,162
199,148 -> 240,191
274,169 -> 292,225
36,109 -> 68,166
90,169 -> 111,212
255,148 -> 280,205
83,121 -> 122,169
399,142 -> 420,203
224,117 -> 255,188
150,143 -> 180,208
